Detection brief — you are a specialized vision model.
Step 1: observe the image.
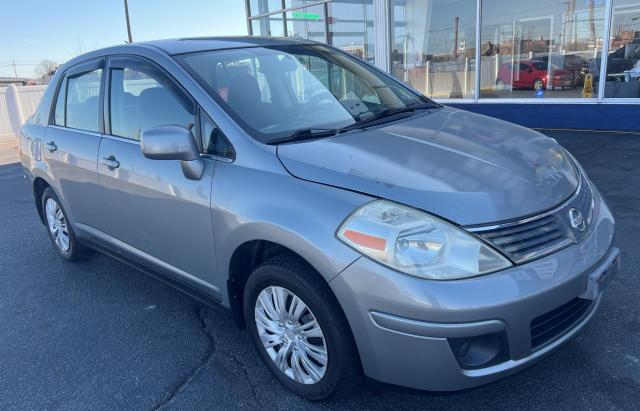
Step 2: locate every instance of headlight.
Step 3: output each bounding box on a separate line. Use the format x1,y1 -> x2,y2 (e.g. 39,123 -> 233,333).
337,200 -> 512,280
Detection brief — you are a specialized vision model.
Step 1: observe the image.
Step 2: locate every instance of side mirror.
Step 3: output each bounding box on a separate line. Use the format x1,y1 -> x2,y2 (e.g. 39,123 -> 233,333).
141,125 -> 204,180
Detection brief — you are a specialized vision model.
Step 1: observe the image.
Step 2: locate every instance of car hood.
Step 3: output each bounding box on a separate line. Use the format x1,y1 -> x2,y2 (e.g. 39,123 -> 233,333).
276,107 -> 579,226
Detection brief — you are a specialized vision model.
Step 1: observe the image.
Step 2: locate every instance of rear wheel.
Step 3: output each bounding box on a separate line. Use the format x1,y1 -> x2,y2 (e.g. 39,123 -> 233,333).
496,79 -> 505,90
42,187 -> 92,261
243,256 -> 361,400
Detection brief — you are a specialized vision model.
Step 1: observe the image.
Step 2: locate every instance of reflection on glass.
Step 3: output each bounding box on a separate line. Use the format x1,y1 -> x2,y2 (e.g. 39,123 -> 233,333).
328,0 -> 375,64
251,13 -> 285,37
286,5 -> 326,42
480,0 -> 605,99
604,0 -> 640,98
391,0 -> 477,99
249,0 -> 283,16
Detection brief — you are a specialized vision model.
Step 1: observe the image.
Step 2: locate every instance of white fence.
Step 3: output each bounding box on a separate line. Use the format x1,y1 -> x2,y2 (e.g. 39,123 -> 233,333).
0,84 -> 47,141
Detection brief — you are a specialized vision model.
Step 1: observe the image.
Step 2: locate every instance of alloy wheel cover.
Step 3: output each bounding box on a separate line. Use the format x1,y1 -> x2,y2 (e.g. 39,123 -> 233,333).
45,198 -> 70,252
254,286 -> 328,384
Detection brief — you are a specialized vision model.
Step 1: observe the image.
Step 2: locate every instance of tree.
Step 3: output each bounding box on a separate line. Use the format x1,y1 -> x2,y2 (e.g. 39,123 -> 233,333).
34,59 -> 58,78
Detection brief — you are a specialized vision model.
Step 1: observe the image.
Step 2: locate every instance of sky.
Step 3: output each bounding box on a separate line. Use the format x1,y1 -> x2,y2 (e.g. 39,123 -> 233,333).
0,0 -> 247,78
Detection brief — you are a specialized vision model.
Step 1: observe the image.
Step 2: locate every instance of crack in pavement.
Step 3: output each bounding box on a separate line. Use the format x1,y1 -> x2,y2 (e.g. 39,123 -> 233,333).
149,306 -> 264,410
227,348 -> 263,407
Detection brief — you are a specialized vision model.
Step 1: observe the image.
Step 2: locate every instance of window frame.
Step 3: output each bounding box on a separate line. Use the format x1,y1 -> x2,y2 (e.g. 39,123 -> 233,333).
48,57 -> 106,133
199,107 -> 235,161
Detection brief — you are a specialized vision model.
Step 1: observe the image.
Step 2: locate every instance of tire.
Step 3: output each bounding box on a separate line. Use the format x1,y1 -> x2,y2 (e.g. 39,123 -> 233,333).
496,79 -> 505,89
41,187 -> 92,261
243,256 -> 362,400
534,78 -> 544,90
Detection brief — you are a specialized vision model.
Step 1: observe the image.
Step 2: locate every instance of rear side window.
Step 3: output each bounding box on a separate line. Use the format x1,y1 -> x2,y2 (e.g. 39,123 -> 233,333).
109,65 -> 195,141
65,69 -> 102,132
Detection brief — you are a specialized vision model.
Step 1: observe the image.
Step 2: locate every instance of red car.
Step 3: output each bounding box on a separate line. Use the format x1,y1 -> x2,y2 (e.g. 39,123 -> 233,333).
497,60 -> 573,90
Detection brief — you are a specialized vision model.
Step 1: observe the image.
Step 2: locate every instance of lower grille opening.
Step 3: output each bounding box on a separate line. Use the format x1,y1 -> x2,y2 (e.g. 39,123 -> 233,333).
530,298 -> 593,350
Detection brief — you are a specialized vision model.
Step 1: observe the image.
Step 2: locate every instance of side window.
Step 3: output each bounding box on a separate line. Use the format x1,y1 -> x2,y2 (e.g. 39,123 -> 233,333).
65,69 -> 102,132
110,64 -> 195,141
53,78 -> 67,126
200,111 -> 234,159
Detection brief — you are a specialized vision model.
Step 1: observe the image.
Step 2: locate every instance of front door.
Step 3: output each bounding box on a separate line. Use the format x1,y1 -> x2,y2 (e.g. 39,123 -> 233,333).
93,56 -> 218,295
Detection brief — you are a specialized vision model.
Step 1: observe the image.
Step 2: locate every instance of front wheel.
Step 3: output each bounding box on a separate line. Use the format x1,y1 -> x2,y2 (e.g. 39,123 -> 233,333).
243,256 -> 362,400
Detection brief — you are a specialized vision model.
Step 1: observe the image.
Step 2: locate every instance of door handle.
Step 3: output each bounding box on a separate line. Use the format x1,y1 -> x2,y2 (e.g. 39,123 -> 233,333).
44,141 -> 57,152
101,156 -> 120,169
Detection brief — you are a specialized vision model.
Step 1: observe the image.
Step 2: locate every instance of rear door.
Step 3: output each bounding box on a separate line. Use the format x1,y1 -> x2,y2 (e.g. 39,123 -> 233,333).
44,59 -> 104,225
93,55 -> 218,296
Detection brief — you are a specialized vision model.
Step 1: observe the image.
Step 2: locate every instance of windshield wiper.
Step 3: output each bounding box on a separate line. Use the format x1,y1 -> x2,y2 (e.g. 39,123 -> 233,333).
266,103 -> 440,145
266,128 -> 340,145
341,102 -> 440,131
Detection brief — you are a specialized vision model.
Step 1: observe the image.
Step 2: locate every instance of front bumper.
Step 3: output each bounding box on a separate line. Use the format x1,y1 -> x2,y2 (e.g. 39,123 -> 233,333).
330,191 -> 617,391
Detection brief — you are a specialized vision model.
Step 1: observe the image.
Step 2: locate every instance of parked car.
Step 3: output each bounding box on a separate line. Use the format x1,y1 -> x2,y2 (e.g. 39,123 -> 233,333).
538,54 -> 591,87
497,60 -> 573,90
591,41 -> 640,84
20,37 -> 619,400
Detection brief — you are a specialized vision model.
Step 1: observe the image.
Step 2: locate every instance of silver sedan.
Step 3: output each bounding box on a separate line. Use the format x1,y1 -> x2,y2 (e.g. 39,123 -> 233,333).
20,37 -> 618,400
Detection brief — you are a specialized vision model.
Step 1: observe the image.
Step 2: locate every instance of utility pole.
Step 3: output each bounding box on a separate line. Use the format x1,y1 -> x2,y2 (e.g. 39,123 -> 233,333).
124,0 -> 133,43
11,60 -> 18,78
589,0 -> 596,44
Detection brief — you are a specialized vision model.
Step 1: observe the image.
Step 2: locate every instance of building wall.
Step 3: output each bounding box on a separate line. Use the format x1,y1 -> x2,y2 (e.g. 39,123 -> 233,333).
448,103 -> 639,131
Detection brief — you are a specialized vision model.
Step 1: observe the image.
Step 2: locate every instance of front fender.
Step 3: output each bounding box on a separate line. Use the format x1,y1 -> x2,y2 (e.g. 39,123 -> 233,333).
211,160 -> 371,307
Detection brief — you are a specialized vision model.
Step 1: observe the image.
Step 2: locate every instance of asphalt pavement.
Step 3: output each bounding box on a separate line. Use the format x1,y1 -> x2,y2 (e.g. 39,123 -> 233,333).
1,130 -> 639,410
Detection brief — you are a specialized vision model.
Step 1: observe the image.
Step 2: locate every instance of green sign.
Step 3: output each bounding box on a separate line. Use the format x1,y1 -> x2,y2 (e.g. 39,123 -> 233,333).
291,11 -> 321,20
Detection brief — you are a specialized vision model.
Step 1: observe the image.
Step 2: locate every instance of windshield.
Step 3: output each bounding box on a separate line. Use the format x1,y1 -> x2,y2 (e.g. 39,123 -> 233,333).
177,44 -> 435,143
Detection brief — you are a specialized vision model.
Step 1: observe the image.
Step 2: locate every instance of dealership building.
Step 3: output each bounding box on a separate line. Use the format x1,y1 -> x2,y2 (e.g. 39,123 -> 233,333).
245,0 -> 640,131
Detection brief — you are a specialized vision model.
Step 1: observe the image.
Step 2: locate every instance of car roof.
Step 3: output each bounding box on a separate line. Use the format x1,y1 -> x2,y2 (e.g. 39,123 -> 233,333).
59,36 -> 321,74
139,36 -> 317,55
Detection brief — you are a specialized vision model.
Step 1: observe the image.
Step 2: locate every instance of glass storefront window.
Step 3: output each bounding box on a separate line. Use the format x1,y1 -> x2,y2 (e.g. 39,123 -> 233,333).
251,13 -> 286,37
249,0 -> 283,16
285,5 -> 326,42
246,0 -> 639,102
480,0 -> 605,99
327,0 -> 375,64
604,0 -> 640,98
285,0 -> 318,7
391,0 -> 477,99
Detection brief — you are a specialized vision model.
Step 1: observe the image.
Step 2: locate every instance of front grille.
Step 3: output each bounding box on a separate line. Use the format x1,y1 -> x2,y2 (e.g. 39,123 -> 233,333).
476,214 -> 571,263
470,174 -> 593,264
530,298 -> 593,350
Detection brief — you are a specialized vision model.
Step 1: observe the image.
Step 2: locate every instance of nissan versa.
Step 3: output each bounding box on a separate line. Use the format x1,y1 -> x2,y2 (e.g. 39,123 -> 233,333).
20,37 -> 619,400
